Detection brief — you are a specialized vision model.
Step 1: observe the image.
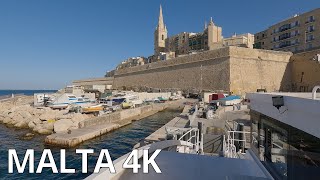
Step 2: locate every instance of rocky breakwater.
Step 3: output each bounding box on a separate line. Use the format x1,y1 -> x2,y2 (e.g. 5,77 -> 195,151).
0,97 -> 90,135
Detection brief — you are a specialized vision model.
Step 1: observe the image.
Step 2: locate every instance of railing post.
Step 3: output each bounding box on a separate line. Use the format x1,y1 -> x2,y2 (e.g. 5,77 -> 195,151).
238,123 -> 245,153
312,86 -> 320,99
198,122 -> 203,154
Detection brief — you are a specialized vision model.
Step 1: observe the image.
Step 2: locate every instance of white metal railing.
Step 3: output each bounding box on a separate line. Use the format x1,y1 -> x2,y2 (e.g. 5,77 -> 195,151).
165,127 -> 203,154
223,130 -> 251,158
178,128 -> 201,154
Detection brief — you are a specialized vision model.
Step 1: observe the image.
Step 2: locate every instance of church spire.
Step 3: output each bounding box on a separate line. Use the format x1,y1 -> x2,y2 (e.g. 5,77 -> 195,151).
154,4 -> 167,55
157,5 -> 165,30
209,17 -> 214,26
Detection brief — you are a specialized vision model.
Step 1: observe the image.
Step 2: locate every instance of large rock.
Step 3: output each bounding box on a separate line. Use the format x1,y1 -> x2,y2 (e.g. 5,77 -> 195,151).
68,121 -> 80,131
2,117 -> 13,124
56,113 -> 74,120
37,128 -> 53,135
54,119 -> 73,133
28,121 -> 36,129
18,111 -> 33,119
39,112 -> 56,121
71,113 -> 88,122
33,124 -> 53,135
43,121 -> 54,131
8,112 -> 16,119
14,121 -> 28,128
39,110 -> 66,121
32,118 -> 42,125
8,114 -> 24,125
30,108 -> 46,117
28,118 -> 42,129
12,114 -> 24,122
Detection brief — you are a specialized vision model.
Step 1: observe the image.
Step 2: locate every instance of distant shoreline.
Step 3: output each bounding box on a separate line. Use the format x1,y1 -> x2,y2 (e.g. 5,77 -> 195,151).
0,90 -> 57,96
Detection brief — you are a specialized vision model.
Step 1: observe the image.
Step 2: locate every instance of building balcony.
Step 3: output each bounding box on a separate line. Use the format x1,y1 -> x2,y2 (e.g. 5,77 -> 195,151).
271,24 -> 300,35
305,19 -> 316,24
271,34 -> 300,43
306,37 -> 315,42
306,29 -> 315,34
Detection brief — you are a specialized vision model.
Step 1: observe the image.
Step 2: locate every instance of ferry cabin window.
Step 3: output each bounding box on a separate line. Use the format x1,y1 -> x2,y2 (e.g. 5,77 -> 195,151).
250,111 -> 320,179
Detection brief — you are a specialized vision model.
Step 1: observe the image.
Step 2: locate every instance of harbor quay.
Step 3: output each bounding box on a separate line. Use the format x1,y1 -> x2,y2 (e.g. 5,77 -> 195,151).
45,99 -> 187,147
0,91 -> 189,147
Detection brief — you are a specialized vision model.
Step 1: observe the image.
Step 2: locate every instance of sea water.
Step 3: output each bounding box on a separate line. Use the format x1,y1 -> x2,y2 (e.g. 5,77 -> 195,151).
0,109 -> 180,180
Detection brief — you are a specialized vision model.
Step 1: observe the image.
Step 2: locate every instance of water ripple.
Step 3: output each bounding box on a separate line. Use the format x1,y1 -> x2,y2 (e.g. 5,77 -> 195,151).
0,110 -> 180,179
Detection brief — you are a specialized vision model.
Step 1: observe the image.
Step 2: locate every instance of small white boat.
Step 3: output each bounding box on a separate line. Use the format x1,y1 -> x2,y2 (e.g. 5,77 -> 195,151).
47,94 -> 93,109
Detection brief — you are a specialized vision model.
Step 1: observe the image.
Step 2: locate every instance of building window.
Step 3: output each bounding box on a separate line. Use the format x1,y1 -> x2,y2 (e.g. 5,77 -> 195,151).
307,34 -> 314,42
308,25 -> 315,32
307,15 -> 315,23
300,72 -> 305,83
162,35 -> 164,40
307,43 -> 313,49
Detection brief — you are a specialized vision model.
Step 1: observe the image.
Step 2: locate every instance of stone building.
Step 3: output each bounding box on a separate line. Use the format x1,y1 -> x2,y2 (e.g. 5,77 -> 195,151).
223,33 -> 254,48
254,8 -> 320,53
105,70 -> 115,77
116,56 -> 148,70
162,17 -> 223,57
154,5 -> 168,55
154,5 -> 255,58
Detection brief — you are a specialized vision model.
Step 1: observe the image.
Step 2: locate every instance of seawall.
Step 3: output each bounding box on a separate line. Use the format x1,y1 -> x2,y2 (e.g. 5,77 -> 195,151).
45,100 -> 185,147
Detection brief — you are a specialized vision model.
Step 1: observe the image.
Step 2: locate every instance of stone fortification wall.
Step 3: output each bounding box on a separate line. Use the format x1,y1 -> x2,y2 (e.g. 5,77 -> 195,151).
114,47 -> 231,92
73,77 -> 114,86
290,49 -> 320,92
113,47 -> 292,95
229,47 -> 292,94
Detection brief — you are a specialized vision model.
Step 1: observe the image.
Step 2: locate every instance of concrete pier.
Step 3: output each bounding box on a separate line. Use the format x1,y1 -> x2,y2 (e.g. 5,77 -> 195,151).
134,102 -> 251,152
132,104 -> 194,149
45,100 -> 186,147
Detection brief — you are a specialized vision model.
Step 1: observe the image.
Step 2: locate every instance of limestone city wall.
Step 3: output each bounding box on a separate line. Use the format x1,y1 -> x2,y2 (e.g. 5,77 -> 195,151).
229,47 -> 292,94
290,49 -> 320,92
114,47 -> 231,92
113,46 -> 292,95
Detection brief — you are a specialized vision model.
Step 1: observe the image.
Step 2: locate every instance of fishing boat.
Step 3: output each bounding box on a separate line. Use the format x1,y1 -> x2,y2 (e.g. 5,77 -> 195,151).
47,94 -> 93,109
81,104 -> 104,113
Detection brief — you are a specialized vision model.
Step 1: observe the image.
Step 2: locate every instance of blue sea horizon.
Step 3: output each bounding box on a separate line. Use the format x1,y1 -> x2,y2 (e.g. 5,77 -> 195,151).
0,90 -> 57,96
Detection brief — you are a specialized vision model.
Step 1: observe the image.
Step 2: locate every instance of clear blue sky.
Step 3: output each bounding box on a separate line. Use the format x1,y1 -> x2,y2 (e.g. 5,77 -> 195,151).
0,0 -> 319,90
